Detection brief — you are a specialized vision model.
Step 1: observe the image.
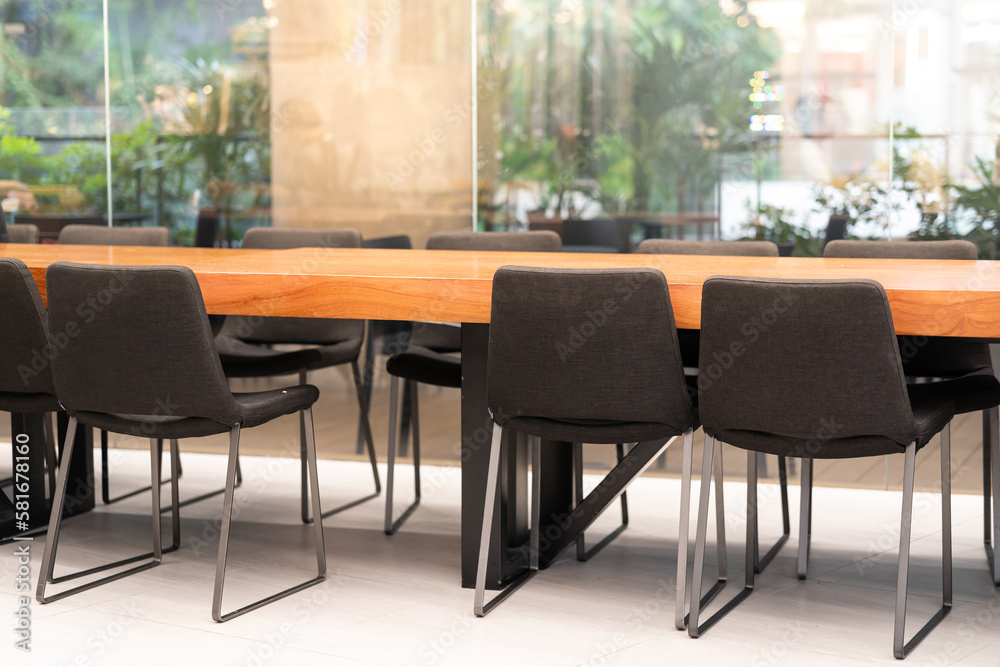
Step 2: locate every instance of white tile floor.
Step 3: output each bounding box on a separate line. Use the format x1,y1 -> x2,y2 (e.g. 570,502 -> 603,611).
2,447 -> 999,666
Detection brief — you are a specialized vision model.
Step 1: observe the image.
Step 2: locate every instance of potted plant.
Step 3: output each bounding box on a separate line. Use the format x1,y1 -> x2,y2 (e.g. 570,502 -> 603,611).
743,201 -> 815,256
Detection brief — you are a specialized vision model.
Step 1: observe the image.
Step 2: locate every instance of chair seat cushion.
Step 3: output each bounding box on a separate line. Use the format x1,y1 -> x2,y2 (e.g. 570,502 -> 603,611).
502,415 -> 688,445
410,322 -> 461,353
216,334 -> 362,377
906,368 -> 1000,415
900,336 -> 993,378
0,391 -> 61,413
73,385 -> 320,438
386,346 -> 461,388
712,394 -> 954,459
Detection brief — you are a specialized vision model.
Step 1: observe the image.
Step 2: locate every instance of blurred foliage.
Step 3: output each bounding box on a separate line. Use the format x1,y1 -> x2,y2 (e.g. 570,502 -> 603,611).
743,201 -> 819,256
490,0 -> 779,221
950,155 -> 1000,258
0,2 -> 272,245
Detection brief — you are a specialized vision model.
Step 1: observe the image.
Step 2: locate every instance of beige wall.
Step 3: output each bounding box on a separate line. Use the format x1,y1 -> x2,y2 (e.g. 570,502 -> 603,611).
268,0 -> 473,248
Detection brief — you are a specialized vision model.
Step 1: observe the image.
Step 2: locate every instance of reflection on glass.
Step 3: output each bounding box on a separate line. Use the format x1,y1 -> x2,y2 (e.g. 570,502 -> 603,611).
479,0 -> 1000,258
478,0 -> 781,245
108,0 -> 271,246
0,0 -> 105,241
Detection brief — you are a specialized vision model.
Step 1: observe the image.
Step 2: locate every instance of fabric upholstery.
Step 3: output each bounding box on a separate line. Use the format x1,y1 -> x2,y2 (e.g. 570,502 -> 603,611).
46,262 -> 319,434
74,386 -> 319,439
636,240 -> 779,257
426,230 -> 562,252
216,334 -> 362,377
561,218 -> 620,253
823,239 -> 999,412
698,276 -> 954,457
7,224 -> 39,244
386,346 -> 461,388
824,239 -> 977,260
221,227 -> 364,345
0,391 -> 61,413
47,262 -> 242,425
637,239 -> 779,368
487,266 -> 696,443
58,225 -> 170,247
906,367 -> 1000,414
0,258 -> 56,396
410,322 -> 461,352
385,232 -> 561,388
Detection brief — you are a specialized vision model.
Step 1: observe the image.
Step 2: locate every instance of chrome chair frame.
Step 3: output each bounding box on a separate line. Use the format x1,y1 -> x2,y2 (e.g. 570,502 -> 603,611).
37,421 -> 180,603
688,431 -> 953,659
213,412 -> 327,622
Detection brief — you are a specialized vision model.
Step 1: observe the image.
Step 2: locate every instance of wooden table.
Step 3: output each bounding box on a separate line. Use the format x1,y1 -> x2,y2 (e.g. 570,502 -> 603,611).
6,244 -> 1000,585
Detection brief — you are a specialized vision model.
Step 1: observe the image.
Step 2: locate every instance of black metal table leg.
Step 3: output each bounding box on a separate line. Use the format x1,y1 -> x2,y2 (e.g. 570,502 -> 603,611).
462,323 -> 532,589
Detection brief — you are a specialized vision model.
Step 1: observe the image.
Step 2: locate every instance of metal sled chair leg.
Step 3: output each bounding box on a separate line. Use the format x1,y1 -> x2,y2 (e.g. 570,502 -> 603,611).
893,434 -> 952,659
689,439 -> 758,638
303,362 -> 381,523
984,407 -> 1000,586
754,454 -> 791,574
574,442 -> 630,562
213,414 -> 327,622
385,376 -> 422,535
675,430 -> 728,630
37,418 -> 180,604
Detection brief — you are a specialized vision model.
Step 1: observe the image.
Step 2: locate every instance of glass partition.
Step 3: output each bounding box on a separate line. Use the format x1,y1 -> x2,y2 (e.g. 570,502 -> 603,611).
1,1 -> 997,489
477,0 -> 1000,257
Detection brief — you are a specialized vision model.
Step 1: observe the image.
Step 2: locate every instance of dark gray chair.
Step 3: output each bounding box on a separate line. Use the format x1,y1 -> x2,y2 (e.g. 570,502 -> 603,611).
636,239 -> 779,257
636,238 -> 790,574
474,266 -> 718,628
689,276 -> 954,660
38,262 -> 325,622
383,231 -> 563,535
824,239 -> 1000,586
215,226 -> 379,523
355,234 -> 462,455
7,224 -> 40,244
0,259 -> 62,515
561,217 -> 622,253
56,224 -> 180,506
58,224 -> 170,246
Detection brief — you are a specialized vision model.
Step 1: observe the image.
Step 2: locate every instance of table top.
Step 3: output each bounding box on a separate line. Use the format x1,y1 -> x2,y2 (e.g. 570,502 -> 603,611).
4,243 -> 1000,337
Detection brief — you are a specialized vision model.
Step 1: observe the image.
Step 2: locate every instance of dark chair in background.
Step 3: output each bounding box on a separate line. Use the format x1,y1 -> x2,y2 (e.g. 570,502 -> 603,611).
824,239 -> 1000,586
357,235 -> 415,452
215,226 -> 380,522
0,259 -> 61,524
689,276 -> 954,660
58,224 -> 169,246
474,266 -> 718,629
383,230 -> 562,535
636,238 -> 791,574
7,224 -> 40,244
822,214 -> 849,251
16,214 -> 104,243
39,262 -> 325,621
636,239 -> 779,257
561,217 -> 622,253
194,209 -> 221,249
57,224 -> 178,506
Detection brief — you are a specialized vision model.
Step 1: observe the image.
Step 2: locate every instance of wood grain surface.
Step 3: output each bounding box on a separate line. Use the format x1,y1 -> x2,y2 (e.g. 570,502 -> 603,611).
4,243 -> 999,337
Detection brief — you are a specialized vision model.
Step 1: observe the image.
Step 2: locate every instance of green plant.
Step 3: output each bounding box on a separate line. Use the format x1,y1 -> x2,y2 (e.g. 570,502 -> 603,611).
951,154 -> 1000,257
744,201 -> 818,256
